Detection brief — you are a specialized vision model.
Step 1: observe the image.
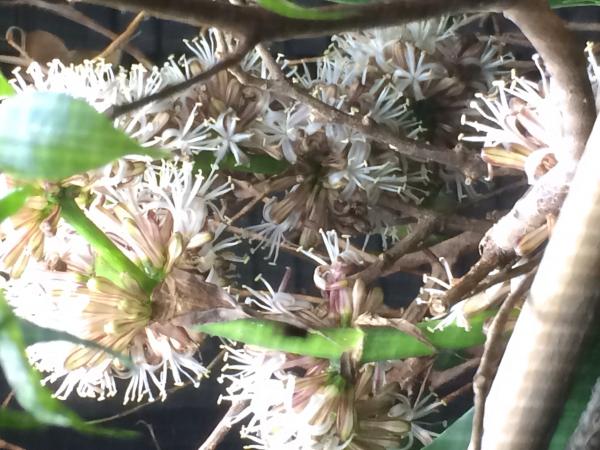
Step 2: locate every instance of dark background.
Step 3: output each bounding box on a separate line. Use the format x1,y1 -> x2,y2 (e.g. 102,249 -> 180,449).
0,3 -> 598,449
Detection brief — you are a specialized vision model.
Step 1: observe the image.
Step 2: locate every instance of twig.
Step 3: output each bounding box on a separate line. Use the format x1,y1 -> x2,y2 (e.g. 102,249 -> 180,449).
0,0 -> 152,67
198,400 -> 249,450
440,252 -> 503,308
356,217 -> 438,285
226,184 -> 272,225
233,70 -> 488,179
383,231 -> 483,276
95,10 -> 145,61
1,390 -> 14,408
567,21 -> 600,34
106,37 -> 256,118
469,271 -> 534,450
431,358 -> 481,391
440,382 -> 474,406
377,194 -> 493,233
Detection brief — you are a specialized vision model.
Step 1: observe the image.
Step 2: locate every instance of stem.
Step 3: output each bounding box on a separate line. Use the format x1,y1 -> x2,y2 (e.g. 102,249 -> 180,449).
58,194 -> 155,293
195,311 -> 494,363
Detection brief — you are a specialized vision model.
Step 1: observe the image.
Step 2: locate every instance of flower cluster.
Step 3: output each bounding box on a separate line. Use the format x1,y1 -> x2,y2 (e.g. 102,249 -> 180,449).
218,230 -> 444,449
0,13 -> 564,449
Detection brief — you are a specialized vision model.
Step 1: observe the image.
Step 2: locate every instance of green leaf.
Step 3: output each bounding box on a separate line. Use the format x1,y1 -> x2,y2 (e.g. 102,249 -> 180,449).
0,409 -> 46,430
549,0 -> 600,7
0,71 -> 15,97
0,185 -> 37,223
194,152 -> 289,175
198,319 -> 365,360
256,0 -> 358,20
0,91 -> 166,181
17,316 -> 132,369
196,311 -> 493,363
423,408 -> 474,450
0,294 -> 135,437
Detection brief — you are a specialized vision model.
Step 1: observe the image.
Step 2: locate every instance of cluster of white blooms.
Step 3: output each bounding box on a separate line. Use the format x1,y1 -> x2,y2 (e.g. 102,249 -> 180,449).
216,230 -> 444,450
0,12 -> 571,449
1,159 -> 235,404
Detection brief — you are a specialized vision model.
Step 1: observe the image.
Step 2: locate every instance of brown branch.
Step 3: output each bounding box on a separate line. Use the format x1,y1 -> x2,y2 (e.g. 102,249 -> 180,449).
233,69 -> 488,179
0,0 -> 152,67
95,10 -> 145,61
469,272 -> 534,450
430,357 -> 481,391
481,115 -> 600,450
74,0 -> 515,42
383,231 -> 482,276
377,194 -> 493,234
106,38 -> 256,118
440,382 -> 473,407
198,400 -> 249,450
355,216 -> 438,285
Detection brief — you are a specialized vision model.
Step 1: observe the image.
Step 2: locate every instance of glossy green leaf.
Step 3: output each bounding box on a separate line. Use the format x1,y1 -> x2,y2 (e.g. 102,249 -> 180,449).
423,408 -> 474,450
549,0 -> 600,6
0,71 -> 15,97
18,316 -> 132,369
194,152 -> 289,175
0,409 -> 45,430
256,0 -> 358,20
0,91 -> 166,181
0,185 -> 37,223
196,311 -> 493,363
0,294 -> 134,436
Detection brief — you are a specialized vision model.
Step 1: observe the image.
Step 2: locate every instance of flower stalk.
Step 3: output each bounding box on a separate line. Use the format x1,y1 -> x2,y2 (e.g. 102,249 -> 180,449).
57,191 -> 157,293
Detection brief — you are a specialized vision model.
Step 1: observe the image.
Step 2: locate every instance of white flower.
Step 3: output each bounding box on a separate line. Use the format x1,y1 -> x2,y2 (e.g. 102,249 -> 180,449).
141,159 -> 232,242
248,198 -> 301,263
183,31 -> 219,68
389,43 -> 444,100
197,111 -> 253,165
389,392 -> 445,449
260,104 -> 320,163
243,272 -> 311,316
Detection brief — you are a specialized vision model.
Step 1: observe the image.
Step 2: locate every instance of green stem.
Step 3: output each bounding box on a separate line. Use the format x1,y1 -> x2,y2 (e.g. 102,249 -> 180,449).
196,311 -> 494,363
0,185 -> 37,223
58,194 -> 156,293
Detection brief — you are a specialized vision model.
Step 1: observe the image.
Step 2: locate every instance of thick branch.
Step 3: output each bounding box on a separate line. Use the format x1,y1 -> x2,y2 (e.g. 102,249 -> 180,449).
481,115 -> 600,450
75,0 -> 514,42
